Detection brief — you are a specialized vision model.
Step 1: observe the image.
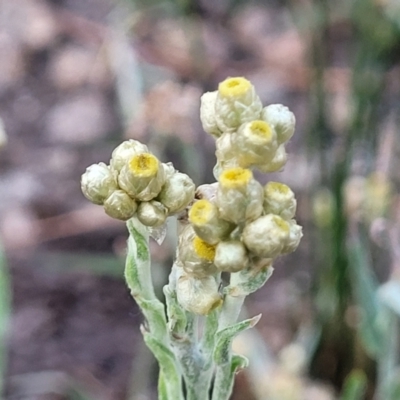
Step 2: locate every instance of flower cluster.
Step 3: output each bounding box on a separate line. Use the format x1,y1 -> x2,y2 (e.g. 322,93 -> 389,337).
80,77 -> 302,317
81,140 -> 195,225
200,77 -> 295,178
175,77 -> 302,315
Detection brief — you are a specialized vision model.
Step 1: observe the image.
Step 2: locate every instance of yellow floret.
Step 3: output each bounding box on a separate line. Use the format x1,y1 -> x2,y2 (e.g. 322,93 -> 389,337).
189,199 -> 214,226
273,215 -> 290,233
193,236 -> 216,261
249,120 -> 272,139
266,182 -> 290,195
219,167 -> 252,189
129,153 -> 159,177
218,77 -> 252,98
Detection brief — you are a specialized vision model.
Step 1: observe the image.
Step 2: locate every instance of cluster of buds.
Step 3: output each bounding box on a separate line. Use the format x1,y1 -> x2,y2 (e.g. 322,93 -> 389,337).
175,77 -> 302,315
200,77 -> 295,178
80,77 -> 302,317
81,140 -> 195,225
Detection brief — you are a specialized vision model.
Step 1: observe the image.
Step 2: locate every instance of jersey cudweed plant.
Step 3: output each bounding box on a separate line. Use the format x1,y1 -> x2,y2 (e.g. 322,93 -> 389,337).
81,77 -> 302,400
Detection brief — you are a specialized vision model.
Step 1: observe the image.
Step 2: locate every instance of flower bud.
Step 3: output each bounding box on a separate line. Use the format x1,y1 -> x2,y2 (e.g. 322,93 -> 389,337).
217,168 -> 263,224
177,225 -> 217,278
81,162 -> 118,205
103,190 -> 138,220
257,144 -> 287,173
118,153 -> 165,201
263,182 -> 296,220
213,132 -> 242,179
195,183 -> 219,202
137,200 -> 168,227
176,273 -> 222,315
232,120 -> 278,167
215,132 -> 236,166
215,77 -> 263,133
281,219 -> 303,254
214,240 -> 249,272
189,199 -> 233,245
110,139 -> 148,174
242,214 -> 290,258
261,104 -> 295,144
200,91 -> 222,138
162,162 -> 176,179
157,171 -> 195,214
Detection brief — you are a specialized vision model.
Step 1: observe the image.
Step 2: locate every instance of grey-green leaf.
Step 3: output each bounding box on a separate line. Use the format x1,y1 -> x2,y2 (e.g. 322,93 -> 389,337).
213,314 -> 261,365
143,333 -> 184,400
225,266 -> 273,297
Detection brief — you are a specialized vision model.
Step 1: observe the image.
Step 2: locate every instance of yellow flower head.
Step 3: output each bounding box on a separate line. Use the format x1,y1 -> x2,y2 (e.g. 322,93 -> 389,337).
265,181 -> 290,196
189,199 -> 215,226
219,167 -> 252,190
129,153 -> 159,177
263,181 -> 296,220
193,236 -> 216,261
218,77 -> 252,98
248,120 -> 273,140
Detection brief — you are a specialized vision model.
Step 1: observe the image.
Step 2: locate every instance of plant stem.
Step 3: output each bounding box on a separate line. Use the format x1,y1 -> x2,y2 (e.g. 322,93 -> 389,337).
218,272 -> 246,330
125,218 -> 184,400
211,272 -> 247,400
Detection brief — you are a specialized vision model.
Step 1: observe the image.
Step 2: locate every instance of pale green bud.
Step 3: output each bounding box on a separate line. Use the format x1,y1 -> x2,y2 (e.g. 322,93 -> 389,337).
215,132 -> 236,165
257,144 -> 287,173
110,139 -> 148,174
176,273 -> 222,315
217,168 -> 263,224
103,190 -> 138,221
162,162 -> 176,179
214,240 -> 249,272
215,77 -> 262,133
213,132 -> 241,179
232,120 -> 278,167
261,104 -> 295,144
177,225 -> 217,278
137,200 -> 168,227
263,182 -> 296,220
157,171 -> 195,214
195,183 -> 219,202
118,153 -> 165,201
242,214 -> 290,258
189,199 -> 233,245
81,162 -> 118,205
281,219 -> 303,254
200,91 -> 222,138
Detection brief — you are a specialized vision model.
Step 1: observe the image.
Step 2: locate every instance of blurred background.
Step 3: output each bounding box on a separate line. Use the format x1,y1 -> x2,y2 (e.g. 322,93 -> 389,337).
1,0 -> 400,399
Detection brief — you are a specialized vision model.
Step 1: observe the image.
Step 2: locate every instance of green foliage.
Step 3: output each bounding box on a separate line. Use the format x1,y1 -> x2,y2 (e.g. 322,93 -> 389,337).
340,370 -> 368,400
225,264 -> 274,297
143,333 -> 184,400
213,315 -> 260,365
347,235 -> 385,358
